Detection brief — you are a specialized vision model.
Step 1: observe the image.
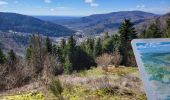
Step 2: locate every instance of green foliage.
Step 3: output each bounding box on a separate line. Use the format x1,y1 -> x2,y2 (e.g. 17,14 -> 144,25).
7,49 -> 17,70
64,56 -> 73,74
112,34 -> 121,51
102,37 -> 114,53
60,38 -> 66,49
83,38 -> 94,56
67,36 -> 76,51
94,38 -> 102,57
49,79 -> 64,100
0,48 -> 6,64
72,47 -> 96,71
25,45 -> 32,62
61,36 -> 96,73
3,92 -> 44,100
45,36 -> 53,54
119,19 -> 137,66
104,32 -> 110,39
63,36 -> 75,74
141,23 -> 162,38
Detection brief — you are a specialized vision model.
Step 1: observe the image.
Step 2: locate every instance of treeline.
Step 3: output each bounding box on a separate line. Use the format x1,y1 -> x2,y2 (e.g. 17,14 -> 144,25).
0,18 -> 170,90
140,18 -> 170,38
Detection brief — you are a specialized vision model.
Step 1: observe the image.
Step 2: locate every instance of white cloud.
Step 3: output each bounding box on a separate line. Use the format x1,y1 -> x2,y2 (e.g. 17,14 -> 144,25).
85,0 -> 93,3
0,0 -> 8,5
85,0 -> 99,7
136,4 -> 145,9
90,3 -> 99,7
50,8 -> 54,11
49,6 -> 75,12
44,0 -> 52,3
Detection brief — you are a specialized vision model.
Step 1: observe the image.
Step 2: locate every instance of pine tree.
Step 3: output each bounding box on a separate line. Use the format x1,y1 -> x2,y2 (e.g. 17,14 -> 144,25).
7,49 -> 17,70
94,38 -> 102,57
67,36 -> 76,63
119,19 -> 137,66
85,38 -> 94,56
143,23 -> 162,38
67,36 -> 76,51
60,38 -> 66,49
46,36 -> 53,53
0,48 -> 6,64
104,32 -> 110,39
112,34 -> 121,52
63,36 -> 76,73
64,55 -> 73,74
102,37 -> 114,53
53,45 -> 64,63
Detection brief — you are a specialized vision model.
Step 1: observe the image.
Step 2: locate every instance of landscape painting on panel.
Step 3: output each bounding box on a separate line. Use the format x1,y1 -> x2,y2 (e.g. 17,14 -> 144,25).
133,40 -> 170,100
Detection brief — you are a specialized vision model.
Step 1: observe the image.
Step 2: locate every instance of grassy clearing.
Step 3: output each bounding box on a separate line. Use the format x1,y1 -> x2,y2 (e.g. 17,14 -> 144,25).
59,67 -> 146,100
62,85 -> 146,100
1,67 -> 146,100
2,92 -> 44,100
76,67 -> 139,78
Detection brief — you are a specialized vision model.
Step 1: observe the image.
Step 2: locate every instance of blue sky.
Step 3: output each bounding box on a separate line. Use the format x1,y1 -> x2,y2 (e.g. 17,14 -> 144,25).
0,0 -> 170,16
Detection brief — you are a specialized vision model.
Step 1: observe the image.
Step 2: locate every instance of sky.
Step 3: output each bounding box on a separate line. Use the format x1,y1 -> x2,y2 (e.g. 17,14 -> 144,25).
0,0 -> 170,16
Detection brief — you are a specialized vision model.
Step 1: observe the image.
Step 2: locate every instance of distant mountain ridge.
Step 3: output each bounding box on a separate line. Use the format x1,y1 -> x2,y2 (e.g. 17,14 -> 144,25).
0,12 -> 75,37
41,11 -> 158,34
136,12 -> 170,32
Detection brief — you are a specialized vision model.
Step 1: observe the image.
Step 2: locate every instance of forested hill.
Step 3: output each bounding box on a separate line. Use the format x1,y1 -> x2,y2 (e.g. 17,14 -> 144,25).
43,11 -> 158,34
0,12 -> 75,37
136,12 -> 170,32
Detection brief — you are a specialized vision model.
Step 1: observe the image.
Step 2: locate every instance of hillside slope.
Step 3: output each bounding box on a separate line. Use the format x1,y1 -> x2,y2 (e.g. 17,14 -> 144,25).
48,11 -> 158,34
136,13 -> 170,33
0,12 -> 75,37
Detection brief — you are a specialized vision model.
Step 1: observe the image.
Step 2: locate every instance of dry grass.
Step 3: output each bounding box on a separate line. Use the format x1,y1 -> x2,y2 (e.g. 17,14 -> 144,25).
59,67 -> 146,100
96,53 -> 114,67
0,67 -> 146,100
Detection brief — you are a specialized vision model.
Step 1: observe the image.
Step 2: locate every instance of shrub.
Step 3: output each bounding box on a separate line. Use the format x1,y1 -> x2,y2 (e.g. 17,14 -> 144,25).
96,53 -> 114,67
49,79 -> 64,100
112,51 -> 122,68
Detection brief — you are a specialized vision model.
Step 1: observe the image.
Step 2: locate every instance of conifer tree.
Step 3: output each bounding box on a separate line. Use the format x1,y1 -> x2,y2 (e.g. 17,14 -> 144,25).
112,34 -> 121,52
46,36 -> 52,53
64,55 -> 73,74
104,32 -> 110,39
0,48 -> 6,64
102,37 -> 114,53
94,38 -> 102,57
85,38 -> 94,56
60,38 -> 66,49
119,19 -> 137,66
143,23 -> 162,38
7,49 -> 17,70
63,36 -> 76,73
67,36 -> 76,51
